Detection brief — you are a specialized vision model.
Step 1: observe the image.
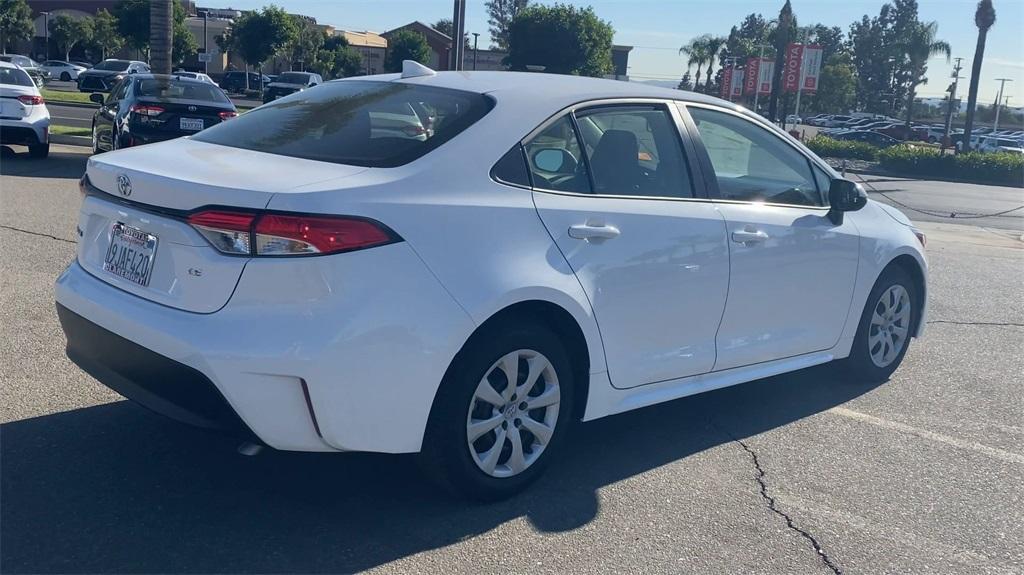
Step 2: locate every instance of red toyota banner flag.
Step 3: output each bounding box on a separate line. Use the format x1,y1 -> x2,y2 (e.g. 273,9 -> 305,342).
757,59 -> 774,95
802,44 -> 823,92
744,58 -> 759,95
731,69 -> 745,98
720,66 -> 733,99
783,43 -> 804,93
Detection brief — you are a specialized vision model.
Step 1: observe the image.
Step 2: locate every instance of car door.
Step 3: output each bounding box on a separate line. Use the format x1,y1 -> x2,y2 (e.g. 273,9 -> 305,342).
530,102 -> 730,389
682,104 -> 860,371
95,78 -> 128,149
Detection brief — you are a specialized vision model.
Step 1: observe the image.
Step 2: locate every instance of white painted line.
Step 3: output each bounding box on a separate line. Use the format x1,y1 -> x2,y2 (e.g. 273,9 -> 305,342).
828,407 -> 1024,466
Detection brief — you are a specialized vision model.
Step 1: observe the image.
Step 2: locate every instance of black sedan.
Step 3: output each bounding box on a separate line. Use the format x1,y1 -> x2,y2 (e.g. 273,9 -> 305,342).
90,74 -> 237,153
832,130 -> 900,148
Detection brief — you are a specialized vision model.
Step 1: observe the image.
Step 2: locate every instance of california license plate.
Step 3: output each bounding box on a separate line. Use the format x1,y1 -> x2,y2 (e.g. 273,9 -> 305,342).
103,223 -> 158,287
180,117 -> 203,131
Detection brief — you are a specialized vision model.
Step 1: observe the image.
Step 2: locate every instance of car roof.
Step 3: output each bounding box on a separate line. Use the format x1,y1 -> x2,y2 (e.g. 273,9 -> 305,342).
334,70 -> 732,112
129,73 -> 213,84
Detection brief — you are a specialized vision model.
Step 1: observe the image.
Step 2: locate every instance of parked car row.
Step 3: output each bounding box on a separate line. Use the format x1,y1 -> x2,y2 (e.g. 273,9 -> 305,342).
0,54 -> 50,87
806,113 -> 1024,152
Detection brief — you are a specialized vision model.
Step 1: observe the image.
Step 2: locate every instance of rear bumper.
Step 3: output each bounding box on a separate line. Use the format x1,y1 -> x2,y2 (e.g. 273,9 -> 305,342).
57,303 -> 258,438
0,122 -> 46,146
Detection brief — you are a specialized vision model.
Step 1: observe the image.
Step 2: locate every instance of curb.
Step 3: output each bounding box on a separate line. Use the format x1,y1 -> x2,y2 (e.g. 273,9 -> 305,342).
46,100 -> 98,109
52,134 -> 91,147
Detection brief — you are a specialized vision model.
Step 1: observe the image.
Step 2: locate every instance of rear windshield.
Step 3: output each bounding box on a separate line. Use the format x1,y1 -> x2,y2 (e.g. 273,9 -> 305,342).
193,81 -> 493,168
94,60 -> 130,71
137,79 -> 229,102
277,72 -> 311,84
0,67 -> 34,86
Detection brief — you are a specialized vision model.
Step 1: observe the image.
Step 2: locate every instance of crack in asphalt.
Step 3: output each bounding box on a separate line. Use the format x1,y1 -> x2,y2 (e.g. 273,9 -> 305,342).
0,224 -> 77,244
733,438 -> 844,575
926,320 -> 1024,327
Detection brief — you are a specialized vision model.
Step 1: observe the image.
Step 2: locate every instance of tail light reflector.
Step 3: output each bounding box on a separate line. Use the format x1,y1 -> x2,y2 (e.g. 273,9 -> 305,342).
219,111 -> 238,120
186,210 -> 397,256
130,104 -> 165,117
187,211 -> 255,255
17,95 -> 44,105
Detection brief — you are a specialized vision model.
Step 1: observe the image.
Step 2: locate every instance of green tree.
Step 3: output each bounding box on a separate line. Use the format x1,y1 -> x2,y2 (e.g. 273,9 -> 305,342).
961,0 -> 996,153
231,5 -> 297,88
90,9 -> 123,61
900,21 -> 950,126
485,0 -> 529,51
702,35 -> 727,93
48,14 -> 94,61
679,36 -> 711,93
285,15 -> 323,70
113,0 -> 195,65
848,0 -> 922,115
384,29 -> 430,72
0,0 -> 34,53
768,0 -> 797,121
677,70 -> 693,91
433,18 -> 453,38
506,4 -> 613,77
811,53 -> 857,113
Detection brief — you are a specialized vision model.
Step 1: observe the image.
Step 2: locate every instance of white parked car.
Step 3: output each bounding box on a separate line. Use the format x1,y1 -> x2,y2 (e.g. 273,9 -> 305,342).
976,136 -> 1024,154
173,70 -> 216,85
41,59 -> 87,81
0,60 -> 50,157
55,63 -> 928,500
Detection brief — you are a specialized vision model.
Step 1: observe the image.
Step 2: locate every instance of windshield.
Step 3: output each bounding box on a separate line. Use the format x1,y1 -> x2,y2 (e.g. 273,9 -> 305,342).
194,81 -> 493,168
277,72 -> 311,84
0,67 -> 34,86
94,60 -> 130,71
137,79 -> 229,103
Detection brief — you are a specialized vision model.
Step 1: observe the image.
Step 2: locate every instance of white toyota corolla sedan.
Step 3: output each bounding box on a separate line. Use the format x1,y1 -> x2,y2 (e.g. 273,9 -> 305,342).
56,62 -> 927,500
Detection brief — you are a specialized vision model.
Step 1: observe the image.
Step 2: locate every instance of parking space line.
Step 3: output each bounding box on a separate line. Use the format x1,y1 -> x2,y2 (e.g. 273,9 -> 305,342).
828,407 -> 1024,466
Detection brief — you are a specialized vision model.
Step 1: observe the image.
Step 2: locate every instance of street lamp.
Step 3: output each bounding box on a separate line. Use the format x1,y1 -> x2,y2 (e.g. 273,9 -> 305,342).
472,32 -> 479,71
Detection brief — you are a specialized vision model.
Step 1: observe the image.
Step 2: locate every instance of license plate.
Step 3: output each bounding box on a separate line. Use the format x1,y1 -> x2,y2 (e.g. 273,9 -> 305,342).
103,223 -> 158,287
180,117 -> 203,131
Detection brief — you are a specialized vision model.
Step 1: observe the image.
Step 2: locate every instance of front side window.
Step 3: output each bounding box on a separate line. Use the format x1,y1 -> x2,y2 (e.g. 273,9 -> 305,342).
193,81 -> 492,168
688,106 -> 822,207
524,115 -> 591,194
575,106 -> 694,198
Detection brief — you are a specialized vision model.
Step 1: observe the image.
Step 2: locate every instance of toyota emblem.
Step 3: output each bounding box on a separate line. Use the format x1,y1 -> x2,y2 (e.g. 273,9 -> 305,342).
117,174 -> 132,197
188,105 -> 197,112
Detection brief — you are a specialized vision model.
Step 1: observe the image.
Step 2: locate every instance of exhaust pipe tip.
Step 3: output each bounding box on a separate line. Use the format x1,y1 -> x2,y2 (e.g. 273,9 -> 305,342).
237,442 -> 263,456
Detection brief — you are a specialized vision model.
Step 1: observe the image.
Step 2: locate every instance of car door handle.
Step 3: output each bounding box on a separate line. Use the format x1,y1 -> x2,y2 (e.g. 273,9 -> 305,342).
569,223 -> 621,240
731,229 -> 770,245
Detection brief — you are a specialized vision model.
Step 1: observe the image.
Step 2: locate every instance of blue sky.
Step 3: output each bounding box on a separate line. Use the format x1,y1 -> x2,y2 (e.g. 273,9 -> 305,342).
216,0 -> 1024,103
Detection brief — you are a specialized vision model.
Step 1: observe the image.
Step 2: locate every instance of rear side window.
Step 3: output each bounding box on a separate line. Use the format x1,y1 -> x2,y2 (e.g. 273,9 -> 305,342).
0,67 -> 33,87
137,79 -> 229,103
193,81 -> 493,168
524,115 -> 591,193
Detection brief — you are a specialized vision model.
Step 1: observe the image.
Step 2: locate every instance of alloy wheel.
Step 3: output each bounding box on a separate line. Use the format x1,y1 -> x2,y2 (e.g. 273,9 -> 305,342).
466,349 -> 560,478
868,284 -> 911,368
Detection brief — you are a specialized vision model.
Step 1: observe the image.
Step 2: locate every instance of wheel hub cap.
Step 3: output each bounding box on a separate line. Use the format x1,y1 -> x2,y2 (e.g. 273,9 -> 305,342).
868,284 -> 911,368
466,349 -> 561,478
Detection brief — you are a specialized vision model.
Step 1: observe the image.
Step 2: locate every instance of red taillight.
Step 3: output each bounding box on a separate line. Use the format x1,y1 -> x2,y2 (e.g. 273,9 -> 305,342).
186,210 -> 395,256
219,111 -> 238,120
255,214 -> 393,255
17,95 -> 44,105
187,211 -> 255,255
402,124 -> 426,137
129,104 -> 165,117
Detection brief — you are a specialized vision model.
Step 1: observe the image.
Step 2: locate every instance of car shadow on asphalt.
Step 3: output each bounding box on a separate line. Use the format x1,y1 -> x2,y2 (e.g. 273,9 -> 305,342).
0,365 -> 884,573
0,145 -> 88,179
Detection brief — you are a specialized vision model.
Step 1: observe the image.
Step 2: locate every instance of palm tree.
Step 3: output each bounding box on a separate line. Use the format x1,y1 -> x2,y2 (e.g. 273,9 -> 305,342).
901,22 -> 951,128
149,0 -> 173,74
680,36 -> 711,93
961,0 -> 996,153
703,36 -> 727,94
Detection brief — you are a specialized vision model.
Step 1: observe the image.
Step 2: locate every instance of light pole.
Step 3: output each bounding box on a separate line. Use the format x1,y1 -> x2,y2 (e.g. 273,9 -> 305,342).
40,12 -> 49,60
992,78 -> 1013,132
753,43 -> 771,113
472,32 -> 479,71
202,10 -> 209,74
943,57 -> 963,149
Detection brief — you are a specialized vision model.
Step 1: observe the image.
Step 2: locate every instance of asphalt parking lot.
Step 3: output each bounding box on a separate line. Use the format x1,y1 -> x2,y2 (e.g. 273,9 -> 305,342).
2,144 -> 1022,574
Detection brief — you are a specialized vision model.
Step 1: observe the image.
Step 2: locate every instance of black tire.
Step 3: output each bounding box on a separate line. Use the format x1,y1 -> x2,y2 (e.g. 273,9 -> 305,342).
420,320 -> 576,502
841,266 -> 918,382
60,72 -> 71,81
28,142 -> 49,158
91,123 -> 102,154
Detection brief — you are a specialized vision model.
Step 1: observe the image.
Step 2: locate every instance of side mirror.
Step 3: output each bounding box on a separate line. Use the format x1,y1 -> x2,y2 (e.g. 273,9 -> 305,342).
89,92 -> 105,104
532,148 -> 577,174
827,178 -> 868,225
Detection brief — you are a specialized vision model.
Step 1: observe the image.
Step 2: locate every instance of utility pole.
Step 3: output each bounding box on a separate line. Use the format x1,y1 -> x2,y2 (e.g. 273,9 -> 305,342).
943,57 -> 963,150
992,78 -> 1013,132
451,0 -> 466,70
472,32 -> 479,71
202,10 -> 209,74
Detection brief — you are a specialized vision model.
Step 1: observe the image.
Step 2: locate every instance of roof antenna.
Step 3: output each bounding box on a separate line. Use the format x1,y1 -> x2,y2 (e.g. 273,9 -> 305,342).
402,60 -> 436,79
